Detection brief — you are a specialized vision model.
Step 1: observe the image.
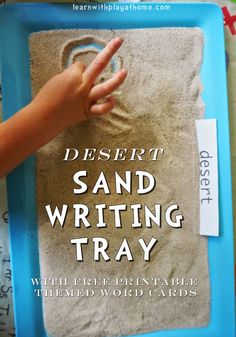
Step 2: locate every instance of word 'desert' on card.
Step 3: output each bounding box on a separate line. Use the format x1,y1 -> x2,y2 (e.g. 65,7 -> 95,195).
196,119 -> 219,237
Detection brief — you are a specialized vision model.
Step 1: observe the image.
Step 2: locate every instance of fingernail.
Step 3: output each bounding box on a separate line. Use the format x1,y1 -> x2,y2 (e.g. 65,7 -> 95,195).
116,37 -> 124,44
120,68 -> 128,76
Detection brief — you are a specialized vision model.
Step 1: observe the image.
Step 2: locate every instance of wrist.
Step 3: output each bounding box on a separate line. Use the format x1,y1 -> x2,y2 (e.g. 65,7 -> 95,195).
29,98 -> 65,137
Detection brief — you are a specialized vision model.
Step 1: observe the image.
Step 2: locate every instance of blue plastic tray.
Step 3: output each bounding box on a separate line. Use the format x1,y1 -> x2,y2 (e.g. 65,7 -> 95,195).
0,3 -> 235,337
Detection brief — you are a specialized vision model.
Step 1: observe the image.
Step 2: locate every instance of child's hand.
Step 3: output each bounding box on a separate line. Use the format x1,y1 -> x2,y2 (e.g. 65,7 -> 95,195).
0,37 -> 127,177
31,37 -> 127,131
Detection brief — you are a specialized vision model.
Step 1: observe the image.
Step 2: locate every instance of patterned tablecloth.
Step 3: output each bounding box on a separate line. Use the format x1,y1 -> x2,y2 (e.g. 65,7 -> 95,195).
0,0 -> 235,335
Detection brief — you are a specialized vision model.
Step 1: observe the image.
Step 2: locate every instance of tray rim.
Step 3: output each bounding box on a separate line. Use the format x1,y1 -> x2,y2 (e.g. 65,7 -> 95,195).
0,2 -> 235,337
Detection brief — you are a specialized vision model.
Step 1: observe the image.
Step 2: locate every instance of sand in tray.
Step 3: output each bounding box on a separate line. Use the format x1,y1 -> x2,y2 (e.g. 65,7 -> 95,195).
29,29 -> 210,337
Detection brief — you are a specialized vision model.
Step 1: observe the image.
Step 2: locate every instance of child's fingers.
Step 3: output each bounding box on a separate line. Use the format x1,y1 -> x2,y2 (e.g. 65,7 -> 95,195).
89,69 -> 127,102
65,61 -> 85,83
89,96 -> 115,116
74,61 -> 86,71
83,37 -> 123,86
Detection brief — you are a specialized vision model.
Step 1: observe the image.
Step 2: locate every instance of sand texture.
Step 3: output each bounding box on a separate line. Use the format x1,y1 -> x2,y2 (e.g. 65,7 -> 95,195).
30,28 -> 210,337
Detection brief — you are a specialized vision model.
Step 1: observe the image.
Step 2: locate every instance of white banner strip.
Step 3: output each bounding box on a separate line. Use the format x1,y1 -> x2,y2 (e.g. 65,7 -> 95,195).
195,119 -> 219,237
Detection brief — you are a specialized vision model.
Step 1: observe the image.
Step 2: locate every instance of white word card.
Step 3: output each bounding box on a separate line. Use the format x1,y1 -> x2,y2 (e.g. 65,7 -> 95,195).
196,119 -> 219,237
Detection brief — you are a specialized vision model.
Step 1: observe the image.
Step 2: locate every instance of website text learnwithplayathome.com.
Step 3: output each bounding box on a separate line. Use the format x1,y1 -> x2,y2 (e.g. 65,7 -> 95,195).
72,3 -> 172,13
